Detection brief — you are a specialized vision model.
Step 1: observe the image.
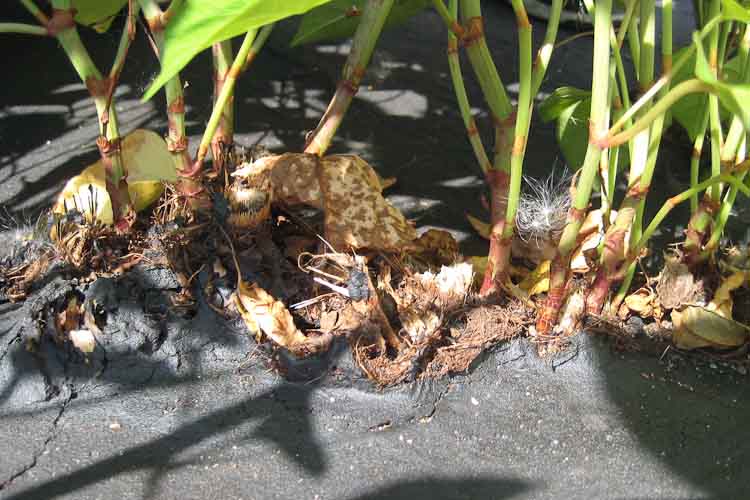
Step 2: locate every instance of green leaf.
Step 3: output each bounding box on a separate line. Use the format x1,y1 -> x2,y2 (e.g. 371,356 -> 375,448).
538,86 -> 591,122
669,45 -> 744,139
692,33 -> 750,131
72,0 -> 127,32
721,0 -> 750,22
143,0 -> 334,101
291,0 -> 429,47
556,95 -> 591,168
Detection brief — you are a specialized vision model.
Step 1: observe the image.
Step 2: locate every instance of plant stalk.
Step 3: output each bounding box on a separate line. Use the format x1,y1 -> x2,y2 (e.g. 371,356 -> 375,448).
305,0 -> 395,156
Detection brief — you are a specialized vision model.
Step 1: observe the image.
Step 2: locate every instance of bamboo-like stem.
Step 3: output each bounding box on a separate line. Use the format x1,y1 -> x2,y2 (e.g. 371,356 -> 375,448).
139,0 -> 194,194
195,29 -> 257,169
537,0 -> 613,333
689,110 -> 710,213
616,0 -> 639,49
431,0 -> 464,36
51,0 -> 133,228
446,0 -> 491,173
19,0 -> 49,24
0,22 -> 48,35
305,0 -> 395,156
630,173 -> 750,262
530,0 -> 562,96
459,0 -> 513,124
605,80 -> 713,147
608,15 -> 722,135
707,0 -> 723,203
211,39 -> 234,175
241,23 -> 274,73
702,150 -> 749,258
501,0 -> 533,242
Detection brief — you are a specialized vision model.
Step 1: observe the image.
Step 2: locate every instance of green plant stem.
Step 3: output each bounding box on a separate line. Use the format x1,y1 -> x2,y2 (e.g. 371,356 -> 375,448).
241,23 -> 274,73
18,0 -> 49,25
195,29 -> 258,169
211,39 -> 234,174
609,15 -> 722,135
537,0 -> 613,334
689,110 -> 710,213
52,0 -> 132,227
446,0 -> 491,173
305,0 -> 395,156
139,0 -> 194,188
616,0 -> 639,49
629,173 -> 750,263
707,0 -> 723,202
459,0 -> 513,124
431,0 -> 463,36
606,79 -> 713,147
530,0 -> 562,96
501,0 -> 533,243
0,23 -> 48,35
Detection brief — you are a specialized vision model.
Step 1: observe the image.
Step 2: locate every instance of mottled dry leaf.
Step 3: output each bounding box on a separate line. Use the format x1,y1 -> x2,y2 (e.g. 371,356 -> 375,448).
318,155 -> 416,251
408,229 -> 460,265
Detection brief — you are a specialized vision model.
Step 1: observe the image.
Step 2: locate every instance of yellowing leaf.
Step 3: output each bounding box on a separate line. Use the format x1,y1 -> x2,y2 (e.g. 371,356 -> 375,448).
624,289 -> 655,316
707,271 -> 747,319
54,129 -> 175,224
518,260 -> 550,297
466,213 -> 491,239
672,306 -> 750,350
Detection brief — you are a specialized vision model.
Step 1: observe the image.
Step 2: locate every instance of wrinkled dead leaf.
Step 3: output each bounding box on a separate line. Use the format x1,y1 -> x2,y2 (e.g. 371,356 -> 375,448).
657,253 -> 699,310
235,280 -> 330,354
54,129 -> 175,223
623,287 -> 662,320
672,306 -> 750,350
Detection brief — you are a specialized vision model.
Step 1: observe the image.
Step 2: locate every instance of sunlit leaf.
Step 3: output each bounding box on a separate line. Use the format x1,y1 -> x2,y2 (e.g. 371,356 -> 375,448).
721,0 -> 750,22
54,129 -> 175,224
538,86 -> 591,122
143,0 -> 334,100
291,0 -> 429,46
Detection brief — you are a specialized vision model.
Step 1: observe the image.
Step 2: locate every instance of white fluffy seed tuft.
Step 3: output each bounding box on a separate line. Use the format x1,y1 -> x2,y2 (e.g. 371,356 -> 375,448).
515,170 -> 572,249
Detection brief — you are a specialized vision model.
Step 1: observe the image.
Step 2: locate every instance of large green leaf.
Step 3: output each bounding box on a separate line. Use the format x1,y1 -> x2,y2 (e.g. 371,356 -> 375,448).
721,0 -> 750,22
72,0 -> 127,32
143,0 -> 334,101
291,0 -> 429,46
538,86 -> 591,123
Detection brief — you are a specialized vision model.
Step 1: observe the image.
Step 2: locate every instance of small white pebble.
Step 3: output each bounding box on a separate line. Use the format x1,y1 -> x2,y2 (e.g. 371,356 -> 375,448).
471,397 -> 479,406
109,422 -> 122,431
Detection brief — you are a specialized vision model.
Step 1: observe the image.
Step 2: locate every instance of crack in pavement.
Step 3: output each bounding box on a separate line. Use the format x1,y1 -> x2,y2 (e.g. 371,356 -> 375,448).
0,389 -> 73,491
